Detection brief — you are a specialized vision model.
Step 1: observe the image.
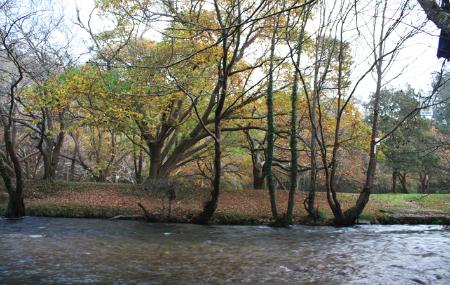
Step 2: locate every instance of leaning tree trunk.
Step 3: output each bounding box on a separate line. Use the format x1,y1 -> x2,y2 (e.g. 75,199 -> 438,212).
336,53 -> 383,226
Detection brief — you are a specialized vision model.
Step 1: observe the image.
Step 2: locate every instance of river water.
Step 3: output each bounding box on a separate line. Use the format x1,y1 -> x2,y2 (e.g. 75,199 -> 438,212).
0,217 -> 449,284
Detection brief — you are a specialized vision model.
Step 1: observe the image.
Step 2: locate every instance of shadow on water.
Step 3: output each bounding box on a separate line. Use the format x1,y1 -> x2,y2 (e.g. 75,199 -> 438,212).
0,217 -> 449,284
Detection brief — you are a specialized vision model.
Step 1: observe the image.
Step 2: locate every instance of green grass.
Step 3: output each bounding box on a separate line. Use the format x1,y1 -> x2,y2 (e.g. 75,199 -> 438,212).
370,193 -> 450,213
371,193 -> 450,202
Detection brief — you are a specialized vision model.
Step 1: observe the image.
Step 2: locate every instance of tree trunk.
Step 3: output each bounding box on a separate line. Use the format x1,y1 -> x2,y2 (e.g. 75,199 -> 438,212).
42,151 -> 58,180
0,125 -> 25,218
398,172 -> 408,193
253,166 -> 265,189
39,111 -> 65,181
265,13 -> 279,221
285,31 -> 303,225
5,189 -> 25,218
392,169 -> 398,193
148,144 -> 161,179
334,1 -> 392,226
197,135 -> 221,224
134,149 -> 144,184
196,21 -> 230,224
306,57 -> 319,219
419,169 -> 429,193
69,148 -> 76,181
96,170 -> 108,182
251,149 -> 265,189
417,0 -> 450,34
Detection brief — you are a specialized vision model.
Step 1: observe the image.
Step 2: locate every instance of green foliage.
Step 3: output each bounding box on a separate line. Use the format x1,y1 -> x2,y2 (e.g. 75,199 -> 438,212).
374,87 -> 447,192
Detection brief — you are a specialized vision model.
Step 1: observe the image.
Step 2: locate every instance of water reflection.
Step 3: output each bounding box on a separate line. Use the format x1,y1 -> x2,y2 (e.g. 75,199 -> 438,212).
0,217 -> 449,284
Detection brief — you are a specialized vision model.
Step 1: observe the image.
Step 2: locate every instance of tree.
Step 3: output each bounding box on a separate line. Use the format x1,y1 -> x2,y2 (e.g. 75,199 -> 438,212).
286,0 -> 423,225
417,0 -> 450,34
20,74 -> 69,180
0,0 -> 65,216
377,88 -> 437,193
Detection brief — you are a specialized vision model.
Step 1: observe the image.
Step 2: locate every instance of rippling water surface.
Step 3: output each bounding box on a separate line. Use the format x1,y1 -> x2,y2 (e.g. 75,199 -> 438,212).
0,217 -> 449,284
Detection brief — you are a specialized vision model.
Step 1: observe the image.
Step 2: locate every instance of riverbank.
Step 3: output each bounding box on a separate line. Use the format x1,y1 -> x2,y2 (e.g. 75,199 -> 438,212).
1,181 -> 449,225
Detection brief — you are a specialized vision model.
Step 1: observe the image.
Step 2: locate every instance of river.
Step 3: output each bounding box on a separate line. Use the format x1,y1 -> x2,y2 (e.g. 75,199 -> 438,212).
0,217 -> 449,284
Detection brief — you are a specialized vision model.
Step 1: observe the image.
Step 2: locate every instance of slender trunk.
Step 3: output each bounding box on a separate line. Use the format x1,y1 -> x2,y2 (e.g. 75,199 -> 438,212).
392,169 -> 398,193
337,70 -> 381,226
24,159 -> 30,179
69,148 -> 76,181
336,1 -> 389,226
306,28 -> 319,219
134,149 -> 144,184
285,35 -> 303,225
265,14 -> 279,221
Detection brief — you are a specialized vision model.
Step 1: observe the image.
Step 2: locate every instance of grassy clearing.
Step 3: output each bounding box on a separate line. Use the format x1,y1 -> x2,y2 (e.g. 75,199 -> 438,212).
1,181 -> 449,225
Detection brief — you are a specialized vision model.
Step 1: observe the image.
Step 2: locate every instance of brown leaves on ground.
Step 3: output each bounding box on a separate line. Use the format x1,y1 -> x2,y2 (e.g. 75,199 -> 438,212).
20,181 -> 449,223
22,181 -> 377,222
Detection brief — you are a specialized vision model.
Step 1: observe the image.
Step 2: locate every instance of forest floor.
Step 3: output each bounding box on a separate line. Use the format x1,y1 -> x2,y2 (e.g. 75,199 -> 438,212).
0,181 -> 449,225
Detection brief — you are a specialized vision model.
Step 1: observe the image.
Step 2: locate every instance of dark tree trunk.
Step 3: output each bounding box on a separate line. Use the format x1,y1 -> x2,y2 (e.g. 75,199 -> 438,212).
148,143 -> 163,179
38,111 -> 65,181
251,150 -> 265,189
0,126 -> 26,218
134,149 -> 144,184
196,20 -> 231,225
196,136 -> 222,224
398,172 -> 408,193
265,14 -> 279,221
96,170 -> 108,182
392,169 -> 398,193
335,16 -> 386,226
419,169 -> 429,193
5,190 -> 25,218
0,158 -> 25,218
285,28 -> 303,225
253,166 -> 265,189
42,150 -> 59,180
